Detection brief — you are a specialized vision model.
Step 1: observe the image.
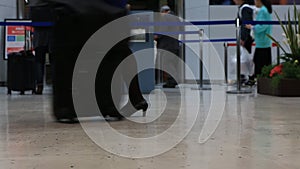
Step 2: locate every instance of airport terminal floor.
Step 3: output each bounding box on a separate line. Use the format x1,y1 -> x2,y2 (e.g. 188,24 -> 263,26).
0,84 -> 300,169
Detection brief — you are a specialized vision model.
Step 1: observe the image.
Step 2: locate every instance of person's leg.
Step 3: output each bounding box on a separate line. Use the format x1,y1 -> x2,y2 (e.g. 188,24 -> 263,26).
52,44 -> 80,123
35,46 -> 47,94
163,49 -> 179,88
51,13 -> 87,122
254,47 -> 272,77
253,48 -> 261,78
95,45 -> 146,118
155,51 -> 164,84
122,47 -> 146,105
169,49 -> 180,85
241,47 -> 254,85
244,59 -> 256,86
117,46 -> 148,116
262,47 -> 272,67
95,47 -> 124,118
120,70 -> 148,117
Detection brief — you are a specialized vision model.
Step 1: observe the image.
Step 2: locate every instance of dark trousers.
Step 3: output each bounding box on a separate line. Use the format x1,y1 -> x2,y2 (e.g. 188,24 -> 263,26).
156,49 -> 179,85
253,47 -> 272,77
52,45 -> 79,118
35,46 -> 52,86
51,11 -> 143,118
95,43 -> 145,116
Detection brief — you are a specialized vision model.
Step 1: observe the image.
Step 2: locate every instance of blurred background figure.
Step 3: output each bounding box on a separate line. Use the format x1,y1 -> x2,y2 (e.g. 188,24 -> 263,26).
28,0 -> 54,94
233,0 -> 255,86
210,0 -> 235,5
155,5 -> 181,88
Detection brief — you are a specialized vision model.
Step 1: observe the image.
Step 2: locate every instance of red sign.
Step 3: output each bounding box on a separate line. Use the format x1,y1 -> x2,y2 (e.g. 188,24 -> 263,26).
7,26 -> 25,35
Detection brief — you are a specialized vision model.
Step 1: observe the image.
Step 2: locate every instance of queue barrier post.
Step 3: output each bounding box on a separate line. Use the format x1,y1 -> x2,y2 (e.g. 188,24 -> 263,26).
192,29 -> 211,90
224,42 -> 228,84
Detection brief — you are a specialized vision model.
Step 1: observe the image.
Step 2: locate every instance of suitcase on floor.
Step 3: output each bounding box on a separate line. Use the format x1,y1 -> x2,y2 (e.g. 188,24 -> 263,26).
7,50 -> 36,95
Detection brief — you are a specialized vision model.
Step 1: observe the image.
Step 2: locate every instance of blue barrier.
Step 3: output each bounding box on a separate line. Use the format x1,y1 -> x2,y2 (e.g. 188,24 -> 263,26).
191,20 -> 235,25
0,20 -> 295,27
0,20 -> 289,44
155,31 -> 199,35
132,20 -> 236,27
132,20 -> 295,27
0,21 -> 54,27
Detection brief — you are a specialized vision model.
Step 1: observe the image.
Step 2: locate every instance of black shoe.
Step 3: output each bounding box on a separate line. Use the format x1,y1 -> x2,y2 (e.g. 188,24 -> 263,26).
245,80 -> 256,86
121,100 -> 148,117
104,114 -> 124,121
240,75 -> 248,85
134,100 -> 148,112
101,106 -> 123,119
57,117 -> 79,124
163,84 -> 177,88
53,107 -> 78,124
35,85 -> 43,95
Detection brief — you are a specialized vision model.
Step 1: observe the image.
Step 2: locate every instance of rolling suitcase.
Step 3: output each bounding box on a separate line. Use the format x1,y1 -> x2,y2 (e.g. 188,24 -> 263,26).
7,25 -> 35,95
7,50 -> 36,95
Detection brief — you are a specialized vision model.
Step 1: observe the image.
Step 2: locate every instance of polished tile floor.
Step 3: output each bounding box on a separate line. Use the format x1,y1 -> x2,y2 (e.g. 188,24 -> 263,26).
0,85 -> 300,169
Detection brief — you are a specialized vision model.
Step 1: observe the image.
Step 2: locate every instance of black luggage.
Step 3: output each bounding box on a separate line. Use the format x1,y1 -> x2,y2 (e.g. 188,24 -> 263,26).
7,50 -> 36,95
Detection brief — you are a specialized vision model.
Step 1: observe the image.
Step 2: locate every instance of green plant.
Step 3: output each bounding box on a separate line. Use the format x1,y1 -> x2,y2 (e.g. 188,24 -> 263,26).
266,3 -> 300,62
259,64 -> 274,78
262,3 -> 300,89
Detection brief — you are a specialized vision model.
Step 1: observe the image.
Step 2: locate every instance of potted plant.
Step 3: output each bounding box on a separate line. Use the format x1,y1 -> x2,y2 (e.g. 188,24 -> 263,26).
258,4 -> 300,96
257,61 -> 300,96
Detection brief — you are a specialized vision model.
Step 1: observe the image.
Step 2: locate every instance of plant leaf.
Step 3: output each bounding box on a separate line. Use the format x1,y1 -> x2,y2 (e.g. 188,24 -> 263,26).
275,12 -> 288,39
267,34 -> 288,55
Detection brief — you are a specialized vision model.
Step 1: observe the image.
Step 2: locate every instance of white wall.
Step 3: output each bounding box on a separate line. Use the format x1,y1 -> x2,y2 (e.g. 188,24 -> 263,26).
184,0 -> 210,82
185,1 -> 297,82
0,0 -> 16,83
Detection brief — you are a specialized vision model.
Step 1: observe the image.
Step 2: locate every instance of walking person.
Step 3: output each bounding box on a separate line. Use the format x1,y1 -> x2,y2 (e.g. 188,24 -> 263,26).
46,0 -> 147,122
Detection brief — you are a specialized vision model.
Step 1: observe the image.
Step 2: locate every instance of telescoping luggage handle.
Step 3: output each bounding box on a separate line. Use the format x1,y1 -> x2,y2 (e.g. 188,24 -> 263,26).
24,25 -> 33,52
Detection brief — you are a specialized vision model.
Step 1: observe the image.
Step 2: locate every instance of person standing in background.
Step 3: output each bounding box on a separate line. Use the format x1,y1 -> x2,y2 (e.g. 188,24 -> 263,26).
29,0 -> 54,94
246,0 -> 272,83
155,5 -> 182,88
